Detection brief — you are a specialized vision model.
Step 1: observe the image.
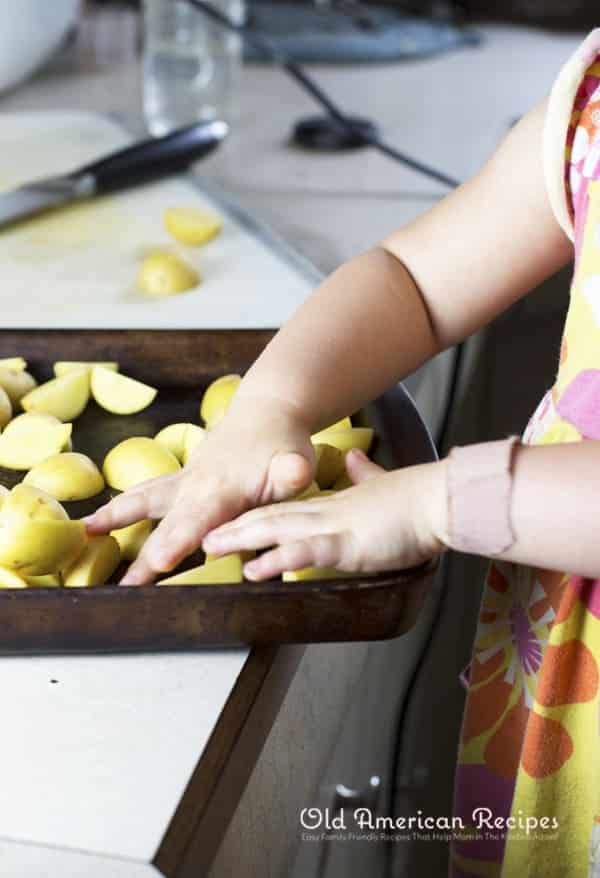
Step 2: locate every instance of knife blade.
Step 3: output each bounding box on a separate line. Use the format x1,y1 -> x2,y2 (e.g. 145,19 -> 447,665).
0,119 -> 228,230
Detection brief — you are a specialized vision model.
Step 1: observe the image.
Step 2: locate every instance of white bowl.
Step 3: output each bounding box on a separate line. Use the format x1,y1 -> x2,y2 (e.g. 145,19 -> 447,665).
0,0 -> 80,93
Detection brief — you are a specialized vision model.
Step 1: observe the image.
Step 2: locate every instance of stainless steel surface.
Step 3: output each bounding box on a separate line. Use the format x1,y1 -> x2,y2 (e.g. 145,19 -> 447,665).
0,172 -> 95,229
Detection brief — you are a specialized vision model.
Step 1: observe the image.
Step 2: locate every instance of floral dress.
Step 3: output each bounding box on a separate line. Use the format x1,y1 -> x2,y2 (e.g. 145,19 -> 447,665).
451,30 -> 600,878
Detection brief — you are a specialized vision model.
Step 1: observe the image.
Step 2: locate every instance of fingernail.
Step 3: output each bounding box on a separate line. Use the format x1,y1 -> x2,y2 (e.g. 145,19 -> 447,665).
244,562 -> 259,579
350,448 -> 367,460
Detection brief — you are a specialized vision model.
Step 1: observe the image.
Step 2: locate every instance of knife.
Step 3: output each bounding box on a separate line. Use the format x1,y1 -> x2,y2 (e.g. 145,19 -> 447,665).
0,119 -> 229,230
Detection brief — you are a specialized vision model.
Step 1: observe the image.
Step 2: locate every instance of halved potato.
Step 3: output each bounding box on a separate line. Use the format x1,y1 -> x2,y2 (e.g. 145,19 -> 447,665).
91,367 -> 157,415
0,415 -> 73,471
0,358 -> 26,372
182,424 -> 207,465
200,374 -> 241,428
138,249 -> 200,296
21,370 -> 90,422
111,519 -> 153,562
157,553 -> 243,586
24,453 -> 105,502
103,437 -> 180,491
0,484 -> 86,575
54,361 -> 119,378
62,535 -> 120,588
0,385 -> 12,429
155,422 -> 195,463
163,206 -> 222,246
0,368 -> 37,408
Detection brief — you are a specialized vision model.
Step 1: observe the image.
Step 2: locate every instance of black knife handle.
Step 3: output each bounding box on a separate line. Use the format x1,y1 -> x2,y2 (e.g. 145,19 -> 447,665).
74,120 -> 229,194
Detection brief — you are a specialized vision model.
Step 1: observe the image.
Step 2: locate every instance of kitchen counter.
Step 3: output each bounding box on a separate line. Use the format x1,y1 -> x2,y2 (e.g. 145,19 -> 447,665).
0,9 -> 585,876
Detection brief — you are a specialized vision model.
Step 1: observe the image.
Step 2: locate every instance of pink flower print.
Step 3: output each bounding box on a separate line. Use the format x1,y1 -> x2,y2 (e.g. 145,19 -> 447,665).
556,369 -> 600,438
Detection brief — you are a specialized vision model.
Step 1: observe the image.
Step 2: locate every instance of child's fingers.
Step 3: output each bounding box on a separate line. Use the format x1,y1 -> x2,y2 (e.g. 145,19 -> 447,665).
204,501 -> 323,543
84,475 -> 180,533
345,448 -> 385,484
244,533 -> 345,581
121,491 -> 245,585
203,510 -> 325,556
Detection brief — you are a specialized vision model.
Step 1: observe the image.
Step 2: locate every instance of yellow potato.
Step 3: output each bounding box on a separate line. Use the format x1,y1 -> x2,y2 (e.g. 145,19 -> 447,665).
182,424 -> 207,465
282,566 -> 355,582
313,443 -> 346,489
26,573 -> 61,587
21,370 -> 90,422
24,453 -> 105,502
0,566 -> 28,588
0,415 -> 72,471
111,519 -> 153,562
91,367 -> 157,415
0,385 -> 12,429
311,417 -> 352,442
154,422 -> 195,463
332,471 -> 353,491
312,427 -> 373,457
200,374 -> 241,428
205,550 -> 255,564
63,535 -> 120,588
0,368 -> 37,408
137,249 -> 200,296
157,553 -> 243,586
163,207 -> 223,246
0,484 -> 86,575
54,361 -> 119,378
103,437 -> 181,491
0,358 -> 26,372
291,480 -> 320,501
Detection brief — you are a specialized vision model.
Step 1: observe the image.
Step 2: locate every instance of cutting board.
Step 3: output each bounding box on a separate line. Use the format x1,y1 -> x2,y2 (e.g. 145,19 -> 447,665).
0,111 -> 317,329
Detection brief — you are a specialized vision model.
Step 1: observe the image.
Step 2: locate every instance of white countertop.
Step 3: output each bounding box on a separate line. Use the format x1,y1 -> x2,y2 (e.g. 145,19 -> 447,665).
0,14 -> 586,873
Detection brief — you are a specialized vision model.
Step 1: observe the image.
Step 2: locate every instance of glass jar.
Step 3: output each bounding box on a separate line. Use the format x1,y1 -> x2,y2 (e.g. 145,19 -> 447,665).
142,0 -> 245,136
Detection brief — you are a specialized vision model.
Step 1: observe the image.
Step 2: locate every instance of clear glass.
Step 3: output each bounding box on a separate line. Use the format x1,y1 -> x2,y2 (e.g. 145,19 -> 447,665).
142,0 -> 245,136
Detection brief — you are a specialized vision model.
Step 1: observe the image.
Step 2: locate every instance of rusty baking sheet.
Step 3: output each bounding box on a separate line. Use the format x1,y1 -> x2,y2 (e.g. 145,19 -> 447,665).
0,329 -> 438,653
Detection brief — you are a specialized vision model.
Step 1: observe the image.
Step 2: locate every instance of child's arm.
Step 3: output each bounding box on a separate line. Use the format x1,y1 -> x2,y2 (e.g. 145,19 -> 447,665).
203,441 -> 600,582
86,99 -> 572,584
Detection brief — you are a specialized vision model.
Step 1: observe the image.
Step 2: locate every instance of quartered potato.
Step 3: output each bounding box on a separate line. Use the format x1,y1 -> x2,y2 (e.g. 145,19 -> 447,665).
137,249 -> 200,296
292,480 -> 320,501
313,427 -> 373,457
200,374 -> 240,428
157,553 -> 243,586
26,573 -> 61,587
0,414 -> 72,471
24,453 -> 105,502
21,370 -> 90,422
282,566 -> 353,582
91,367 -> 157,415
62,535 -> 120,588
311,417 -> 352,443
54,361 -> 119,378
163,207 -> 222,246
0,484 -> 86,576
111,519 -> 153,562
103,437 -> 180,491
0,566 -> 28,588
0,385 -> 12,429
0,368 -> 37,409
313,443 -> 345,489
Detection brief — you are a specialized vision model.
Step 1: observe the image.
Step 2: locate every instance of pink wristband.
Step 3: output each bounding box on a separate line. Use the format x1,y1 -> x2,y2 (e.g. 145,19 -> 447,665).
446,436 -> 519,557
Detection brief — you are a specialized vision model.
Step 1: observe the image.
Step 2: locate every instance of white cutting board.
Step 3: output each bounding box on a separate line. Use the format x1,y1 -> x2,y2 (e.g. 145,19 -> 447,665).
0,111 -> 316,329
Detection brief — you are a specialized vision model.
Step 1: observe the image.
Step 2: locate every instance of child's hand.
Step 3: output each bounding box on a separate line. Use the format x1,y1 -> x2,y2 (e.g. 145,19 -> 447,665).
202,449 -> 448,580
84,397 -> 316,585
